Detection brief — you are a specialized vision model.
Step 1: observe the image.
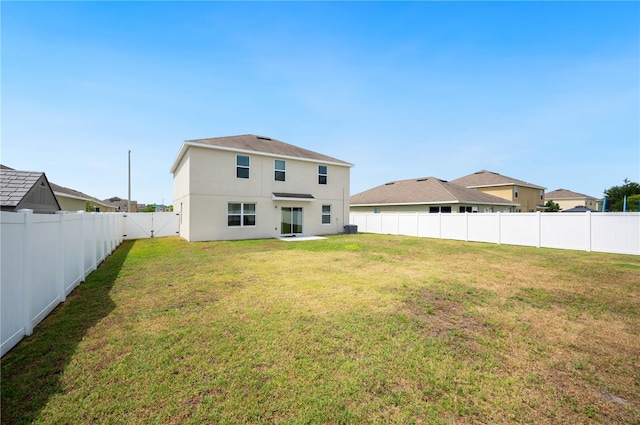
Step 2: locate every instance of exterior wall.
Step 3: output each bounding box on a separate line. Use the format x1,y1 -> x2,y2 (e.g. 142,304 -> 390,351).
173,150 -> 191,241
477,185 -> 544,212
176,146 -> 350,241
56,196 -> 87,212
551,197 -> 599,211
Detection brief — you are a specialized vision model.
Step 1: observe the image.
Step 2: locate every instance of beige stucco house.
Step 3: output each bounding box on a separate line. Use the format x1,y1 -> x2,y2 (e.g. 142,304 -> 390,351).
170,134 -> 353,242
52,183 -> 117,212
451,170 -> 546,212
350,176 -> 518,213
545,188 -> 601,212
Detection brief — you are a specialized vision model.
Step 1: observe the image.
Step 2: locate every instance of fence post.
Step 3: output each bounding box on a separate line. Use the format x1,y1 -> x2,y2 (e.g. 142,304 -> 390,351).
465,212 -> 469,242
56,211 -> 66,302
416,211 -> 420,237
586,211 -> 592,252
438,212 -> 442,239
78,211 -> 87,282
17,209 -> 34,336
536,211 -> 541,248
497,212 -> 501,245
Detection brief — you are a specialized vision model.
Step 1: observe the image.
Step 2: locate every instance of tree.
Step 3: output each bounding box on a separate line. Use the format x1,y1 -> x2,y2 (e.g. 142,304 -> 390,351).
603,179 -> 640,211
544,200 -> 561,212
141,204 -> 156,213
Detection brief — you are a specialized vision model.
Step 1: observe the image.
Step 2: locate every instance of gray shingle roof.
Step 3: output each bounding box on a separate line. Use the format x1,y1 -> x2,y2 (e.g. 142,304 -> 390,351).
451,170 -> 545,190
0,168 -> 46,207
546,188 -> 596,199
350,177 -> 519,206
183,134 -> 353,166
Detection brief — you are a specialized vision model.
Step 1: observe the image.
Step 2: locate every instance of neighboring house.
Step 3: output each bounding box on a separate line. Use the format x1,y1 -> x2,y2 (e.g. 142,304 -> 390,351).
171,134 -> 353,242
50,183 -> 117,212
0,166 -> 61,213
350,176 -> 518,213
451,170 -> 546,212
104,196 -> 138,213
545,188 -> 601,212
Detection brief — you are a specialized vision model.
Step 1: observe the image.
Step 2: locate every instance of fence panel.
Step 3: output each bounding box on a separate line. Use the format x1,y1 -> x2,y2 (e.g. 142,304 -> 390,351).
500,213 -> 539,247
417,214 -> 441,238
63,214 -> 85,295
31,215 -> 63,329
398,213 -> 419,237
541,213 -> 588,251
591,213 -> 640,255
438,214 -> 464,241
468,214 -> 499,243
1,213 -> 26,357
350,211 -> 639,255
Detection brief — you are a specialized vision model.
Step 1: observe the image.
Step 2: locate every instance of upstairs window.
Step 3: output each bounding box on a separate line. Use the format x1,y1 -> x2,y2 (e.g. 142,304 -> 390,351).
540,190 -> 544,200
318,165 -> 328,185
322,205 -> 331,224
236,155 -> 250,179
274,160 -> 286,182
514,185 -> 519,198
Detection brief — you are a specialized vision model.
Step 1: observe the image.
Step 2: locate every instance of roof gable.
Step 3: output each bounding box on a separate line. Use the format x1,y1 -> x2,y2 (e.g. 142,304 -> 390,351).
170,134 -> 353,173
1,168 -> 61,212
545,188 -> 596,199
451,170 -> 545,190
350,176 -> 519,206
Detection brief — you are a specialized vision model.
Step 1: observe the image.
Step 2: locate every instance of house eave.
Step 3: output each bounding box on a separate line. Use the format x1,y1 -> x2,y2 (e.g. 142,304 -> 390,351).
469,183 -> 546,190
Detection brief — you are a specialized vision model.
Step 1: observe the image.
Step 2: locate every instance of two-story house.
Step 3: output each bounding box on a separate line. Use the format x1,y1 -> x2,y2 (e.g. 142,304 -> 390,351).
170,134 -> 353,242
451,170 -> 546,212
545,188 -> 601,212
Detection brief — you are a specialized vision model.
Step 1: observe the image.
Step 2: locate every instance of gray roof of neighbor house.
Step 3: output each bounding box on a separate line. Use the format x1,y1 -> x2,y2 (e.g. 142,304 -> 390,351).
350,176 -> 520,206
562,205 -> 598,212
0,168 -> 44,207
171,134 -> 353,173
546,188 -> 597,199
451,170 -> 546,190
0,166 -> 61,212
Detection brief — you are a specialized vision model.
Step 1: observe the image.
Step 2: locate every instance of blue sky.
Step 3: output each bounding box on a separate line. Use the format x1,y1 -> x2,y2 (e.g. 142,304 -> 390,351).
2,1 -> 639,205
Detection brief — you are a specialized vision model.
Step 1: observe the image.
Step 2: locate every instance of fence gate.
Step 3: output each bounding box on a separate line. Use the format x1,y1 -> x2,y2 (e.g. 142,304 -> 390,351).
123,212 -> 180,239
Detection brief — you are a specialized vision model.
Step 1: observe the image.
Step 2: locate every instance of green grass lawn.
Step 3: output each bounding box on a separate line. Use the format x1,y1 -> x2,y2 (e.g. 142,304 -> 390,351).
2,234 -> 639,424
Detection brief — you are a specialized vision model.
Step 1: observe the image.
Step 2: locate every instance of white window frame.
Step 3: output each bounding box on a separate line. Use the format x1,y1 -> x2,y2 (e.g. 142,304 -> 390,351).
322,205 -> 331,224
274,159 -> 286,182
514,185 -> 519,198
227,202 -> 256,227
236,155 -> 250,179
318,165 -> 328,185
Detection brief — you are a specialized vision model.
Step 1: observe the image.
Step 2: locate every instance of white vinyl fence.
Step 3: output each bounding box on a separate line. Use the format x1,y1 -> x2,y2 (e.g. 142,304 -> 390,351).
1,210 -> 180,357
350,211 -> 640,256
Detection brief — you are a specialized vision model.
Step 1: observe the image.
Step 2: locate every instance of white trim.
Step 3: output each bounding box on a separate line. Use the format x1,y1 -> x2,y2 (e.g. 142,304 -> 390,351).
466,182 -> 546,190
272,195 -> 314,202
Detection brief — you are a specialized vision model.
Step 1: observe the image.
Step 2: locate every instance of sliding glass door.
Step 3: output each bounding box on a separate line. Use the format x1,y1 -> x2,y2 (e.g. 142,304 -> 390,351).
281,207 -> 303,235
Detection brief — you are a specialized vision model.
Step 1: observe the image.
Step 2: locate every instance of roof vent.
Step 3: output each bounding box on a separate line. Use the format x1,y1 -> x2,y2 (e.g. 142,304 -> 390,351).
416,178 -> 428,182
385,182 -> 395,185
256,136 -> 272,141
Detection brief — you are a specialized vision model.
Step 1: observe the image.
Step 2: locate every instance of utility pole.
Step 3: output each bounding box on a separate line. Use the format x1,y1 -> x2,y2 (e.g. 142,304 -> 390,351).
128,150 -> 131,213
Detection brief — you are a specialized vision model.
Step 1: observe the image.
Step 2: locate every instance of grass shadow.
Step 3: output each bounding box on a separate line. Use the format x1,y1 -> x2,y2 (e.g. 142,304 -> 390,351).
1,240 -> 135,425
